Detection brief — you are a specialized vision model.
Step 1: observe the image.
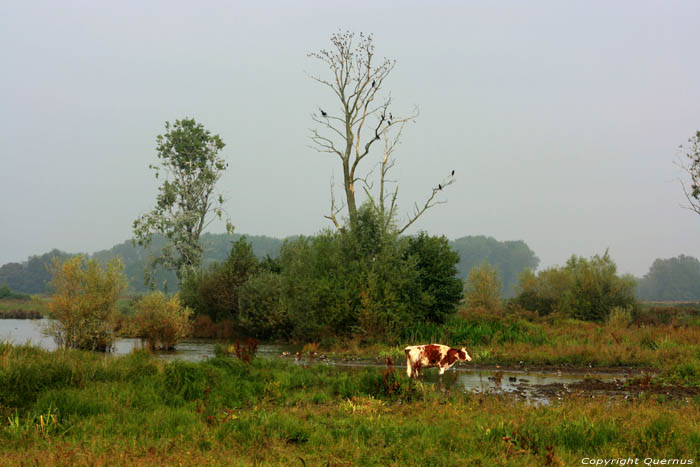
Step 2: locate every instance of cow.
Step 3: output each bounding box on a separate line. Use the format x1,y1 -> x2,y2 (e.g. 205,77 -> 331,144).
405,344 -> 472,379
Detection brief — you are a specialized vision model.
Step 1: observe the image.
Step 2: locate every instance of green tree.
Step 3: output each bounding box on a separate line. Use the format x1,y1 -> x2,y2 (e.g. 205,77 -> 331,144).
133,118 -> 233,285
464,262 -> 502,312
404,232 -> 463,323
46,256 -> 127,351
181,237 -> 260,322
637,255 -> 700,300
679,130 -> 700,215
515,251 -> 637,321
451,236 -> 539,298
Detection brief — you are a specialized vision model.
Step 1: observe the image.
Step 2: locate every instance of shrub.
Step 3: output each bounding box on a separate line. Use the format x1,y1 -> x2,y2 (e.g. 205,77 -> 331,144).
278,204 -> 462,342
181,237 -> 260,322
464,262 -> 502,312
514,251 -> 637,321
133,292 -> 193,351
238,272 -> 288,339
404,232 -> 463,323
46,256 -> 126,351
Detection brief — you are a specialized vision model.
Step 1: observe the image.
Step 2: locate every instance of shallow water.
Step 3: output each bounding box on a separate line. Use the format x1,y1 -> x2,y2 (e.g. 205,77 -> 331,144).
1,319 -> 623,402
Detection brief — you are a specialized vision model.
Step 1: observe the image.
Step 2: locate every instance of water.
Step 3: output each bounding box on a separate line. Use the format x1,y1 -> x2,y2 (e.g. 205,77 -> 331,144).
1,319 -> 623,402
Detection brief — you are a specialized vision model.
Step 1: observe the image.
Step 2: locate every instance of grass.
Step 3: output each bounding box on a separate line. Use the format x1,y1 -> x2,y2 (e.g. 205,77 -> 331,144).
1,343 -> 699,465
324,305 -> 700,381
0,297 -> 49,319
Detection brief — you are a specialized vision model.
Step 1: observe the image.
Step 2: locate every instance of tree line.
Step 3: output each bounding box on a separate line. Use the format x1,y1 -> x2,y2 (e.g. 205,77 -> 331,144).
0,234 -> 539,297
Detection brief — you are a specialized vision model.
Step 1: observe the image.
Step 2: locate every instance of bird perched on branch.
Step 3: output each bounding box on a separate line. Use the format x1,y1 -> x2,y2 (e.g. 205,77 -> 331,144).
451,170 -> 455,176
438,184 -> 442,190
320,109 -> 327,117
372,80 -> 376,87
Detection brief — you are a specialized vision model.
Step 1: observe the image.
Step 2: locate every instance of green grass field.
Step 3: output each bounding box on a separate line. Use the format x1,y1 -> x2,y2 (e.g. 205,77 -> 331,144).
1,343 -> 698,466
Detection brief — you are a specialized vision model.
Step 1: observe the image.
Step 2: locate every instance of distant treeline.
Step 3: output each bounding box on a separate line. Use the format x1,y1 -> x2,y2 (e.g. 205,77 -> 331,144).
1,234 -> 537,297
3,234 -> 699,301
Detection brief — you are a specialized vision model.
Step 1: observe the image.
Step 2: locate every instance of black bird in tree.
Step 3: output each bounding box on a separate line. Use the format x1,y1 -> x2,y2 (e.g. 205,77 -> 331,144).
320,109 -> 327,117
372,80 -> 376,87
451,170 -> 455,176
438,184 -> 442,190
389,112 -> 393,120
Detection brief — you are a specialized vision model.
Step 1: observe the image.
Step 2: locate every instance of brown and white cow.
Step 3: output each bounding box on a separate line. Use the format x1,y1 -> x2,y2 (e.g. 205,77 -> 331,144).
405,344 -> 472,378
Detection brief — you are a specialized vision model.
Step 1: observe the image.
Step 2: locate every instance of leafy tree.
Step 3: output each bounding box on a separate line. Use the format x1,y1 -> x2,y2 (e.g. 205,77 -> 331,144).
514,251 -> 637,321
637,255 -> 700,300
278,203 -> 462,342
46,256 -> 127,351
181,237 -> 260,322
133,118 -> 233,286
404,232 -> 463,323
451,236 -> 539,298
309,32 -> 454,232
678,130 -> 700,215
238,272 -> 287,340
464,262 -> 503,312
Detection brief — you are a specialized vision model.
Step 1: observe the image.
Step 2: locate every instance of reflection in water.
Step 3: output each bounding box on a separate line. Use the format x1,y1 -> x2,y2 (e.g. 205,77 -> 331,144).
1,318 -> 622,402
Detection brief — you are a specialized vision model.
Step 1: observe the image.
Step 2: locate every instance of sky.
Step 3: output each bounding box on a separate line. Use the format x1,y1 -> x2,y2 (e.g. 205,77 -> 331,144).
1,0 -> 699,277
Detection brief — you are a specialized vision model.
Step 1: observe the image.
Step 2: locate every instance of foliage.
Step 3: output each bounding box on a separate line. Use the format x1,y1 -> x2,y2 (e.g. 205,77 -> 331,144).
182,237 -> 261,322
46,256 -> 127,351
0,249 -> 72,294
451,236 -> 539,298
464,262 -> 503,312
637,254 -> 700,300
0,284 -> 30,300
132,118 -> 233,284
514,251 -> 637,321
132,292 -> 193,351
278,204 -> 461,342
238,272 -> 287,339
404,232 -> 463,323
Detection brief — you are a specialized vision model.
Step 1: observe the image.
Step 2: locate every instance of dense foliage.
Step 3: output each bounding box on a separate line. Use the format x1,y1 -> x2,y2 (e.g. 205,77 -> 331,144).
514,251 -> 637,321
451,236 -> 539,297
464,262 -> 503,312
132,292 -> 193,351
133,118 -> 233,283
46,256 -> 127,351
637,254 -> 700,301
179,205 -> 462,343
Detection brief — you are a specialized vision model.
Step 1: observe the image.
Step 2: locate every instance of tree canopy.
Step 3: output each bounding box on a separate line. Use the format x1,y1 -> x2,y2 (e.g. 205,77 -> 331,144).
133,118 -> 233,285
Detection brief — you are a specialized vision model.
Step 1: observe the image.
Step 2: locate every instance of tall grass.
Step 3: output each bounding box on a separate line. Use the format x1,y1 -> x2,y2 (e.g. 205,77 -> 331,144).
1,343 -> 699,465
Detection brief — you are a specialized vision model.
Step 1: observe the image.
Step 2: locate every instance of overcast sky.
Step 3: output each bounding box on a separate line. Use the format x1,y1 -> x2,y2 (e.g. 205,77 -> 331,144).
1,0 -> 699,276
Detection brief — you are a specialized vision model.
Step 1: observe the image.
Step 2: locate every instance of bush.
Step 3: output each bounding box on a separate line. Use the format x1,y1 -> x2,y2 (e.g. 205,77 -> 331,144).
404,232 -> 463,323
0,284 -> 30,300
181,237 -> 260,322
46,256 -> 126,351
238,272 -> 288,339
464,262 -> 502,312
514,251 -> 637,321
278,204 -> 462,342
133,292 -> 193,351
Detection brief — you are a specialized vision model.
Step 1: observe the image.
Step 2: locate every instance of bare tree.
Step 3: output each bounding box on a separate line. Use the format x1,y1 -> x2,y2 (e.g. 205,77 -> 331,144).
308,31 -> 454,233
678,130 -> 700,215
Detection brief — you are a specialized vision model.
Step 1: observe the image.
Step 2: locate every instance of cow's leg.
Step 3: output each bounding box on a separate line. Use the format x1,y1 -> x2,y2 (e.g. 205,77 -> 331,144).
406,359 -> 413,378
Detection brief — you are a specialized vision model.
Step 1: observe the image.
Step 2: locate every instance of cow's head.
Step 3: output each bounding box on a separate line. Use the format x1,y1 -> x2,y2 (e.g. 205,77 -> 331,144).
459,348 -> 472,362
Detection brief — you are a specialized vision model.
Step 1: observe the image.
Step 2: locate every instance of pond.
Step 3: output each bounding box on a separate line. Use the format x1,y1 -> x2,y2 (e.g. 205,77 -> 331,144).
1,319 -> 628,403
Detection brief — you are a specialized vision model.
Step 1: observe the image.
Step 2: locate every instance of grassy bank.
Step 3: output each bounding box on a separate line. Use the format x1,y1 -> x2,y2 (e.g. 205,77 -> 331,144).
324,306 -> 700,387
1,343 -> 699,465
0,297 -> 49,319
